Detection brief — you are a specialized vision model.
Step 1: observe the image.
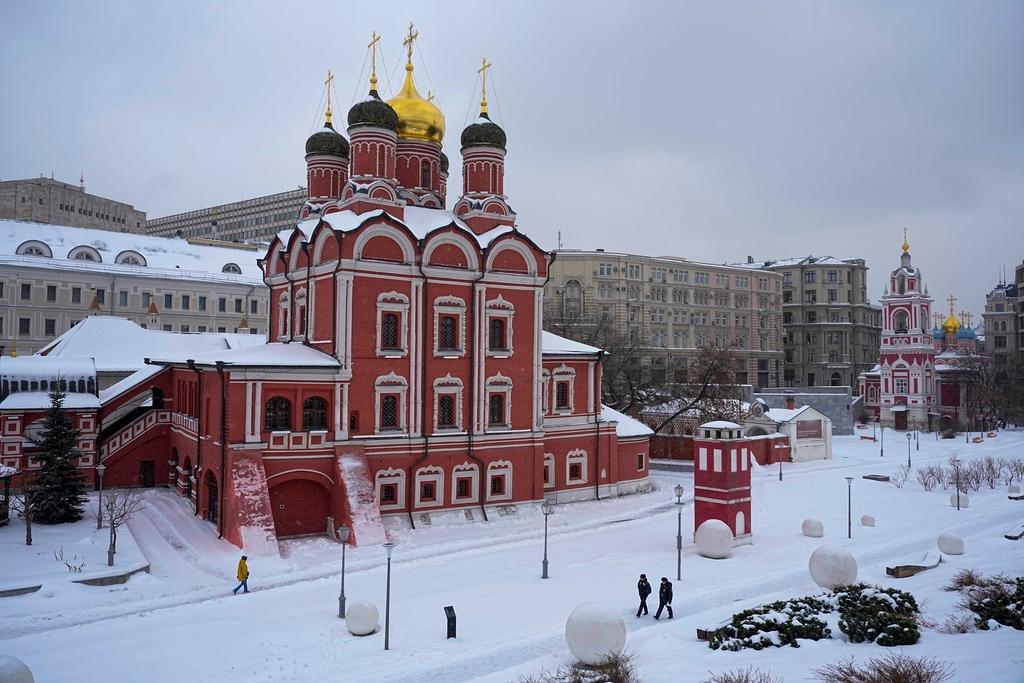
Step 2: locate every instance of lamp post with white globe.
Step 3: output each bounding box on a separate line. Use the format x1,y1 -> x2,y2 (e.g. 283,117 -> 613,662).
96,463 -> 106,529
845,476 -> 854,539
674,484 -> 684,581
337,524 -> 350,618
382,542 -> 395,651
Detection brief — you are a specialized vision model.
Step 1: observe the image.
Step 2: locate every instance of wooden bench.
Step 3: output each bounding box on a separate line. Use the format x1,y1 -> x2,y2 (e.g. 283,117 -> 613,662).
1005,524 -> 1024,541
1010,493 -> 1024,502
886,551 -> 941,578
863,474 -> 891,482
859,435 -> 877,442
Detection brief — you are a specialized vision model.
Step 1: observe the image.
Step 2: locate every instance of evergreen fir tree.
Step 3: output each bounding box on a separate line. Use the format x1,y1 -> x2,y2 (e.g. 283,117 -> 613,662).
33,386 -> 88,524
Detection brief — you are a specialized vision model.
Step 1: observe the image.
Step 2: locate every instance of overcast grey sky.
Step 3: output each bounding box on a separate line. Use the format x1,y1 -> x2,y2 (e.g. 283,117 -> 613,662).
1,1 -> 1021,317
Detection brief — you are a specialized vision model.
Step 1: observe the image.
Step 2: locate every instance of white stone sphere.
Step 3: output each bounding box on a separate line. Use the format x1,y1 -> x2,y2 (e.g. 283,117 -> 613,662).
949,492 -> 970,508
860,514 -> 875,527
808,544 -> 858,589
0,656 -> 34,683
564,602 -> 627,666
695,519 -> 734,559
1009,484 -> 1021,495
938,532 -> 964,555
345,600 -> 379,636
802,518 -> 825,538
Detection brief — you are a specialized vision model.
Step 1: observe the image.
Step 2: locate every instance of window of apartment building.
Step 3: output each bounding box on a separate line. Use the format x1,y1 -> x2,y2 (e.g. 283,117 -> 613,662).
234,299 -> 242,313
627,285 -> 640,300
651,288 -> 666,302
198,296 -> 207,311
164,293 -> 173,309
117,290 -> 127,307
95,289 -> 105,305
672,269 -> 689,283
181,325 -> 190,333
783,291 -> 793,303
830,310 -> 842,323
19,318 -> 30,335
627,264 -> 642,279
827,289 -> 838,303
994,336 -> 1007,348
142,292 -> 151,307
715,273 -> 729,287
218,297 -> 227,313
736,275 -> 749,288
46,285 -> 57,302
598,262 -> 613,276
758,277 -> 768,290
829,350 -> 839,363
782,272 -> 792,285
198,325 -> 207,333
827,270 -> 838,283
652,267 -> 667,283
20,283 -> 31,300
163,324 -> 173,331
217,327 -> 226,333
783,312 -> 793,324
806,311 -> 817,323
597,282 -> 612,299
804,271 -> 817,284
181,295 -> 191,310
695,272 -> 709,285
805,291 -> 817,303
44,319 -> 56,337
250,299 -> 258,314
808,349 -> 816,362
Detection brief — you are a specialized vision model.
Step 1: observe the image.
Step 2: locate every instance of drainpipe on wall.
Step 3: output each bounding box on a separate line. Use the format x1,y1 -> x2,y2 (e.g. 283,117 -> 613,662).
216,361 -> 227,539
594,350 -> 605,501
187,359 -> 203,517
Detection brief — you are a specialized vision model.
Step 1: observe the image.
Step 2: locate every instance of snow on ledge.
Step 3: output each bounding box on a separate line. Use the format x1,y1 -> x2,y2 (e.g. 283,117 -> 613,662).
600,405 -> 654,438
0,392 -> 100,410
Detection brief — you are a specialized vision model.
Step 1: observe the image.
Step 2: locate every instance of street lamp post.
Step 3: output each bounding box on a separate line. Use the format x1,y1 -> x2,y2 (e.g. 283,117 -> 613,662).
845,476 -> 853,539
915,429 -> 919,451
880,421 -> 884,457
540,501 -> 554,579
906,432 -> 912,469
337,525 -> 350,619
96,463 -> 106,530
951,458 -> 962,511
674,484 -> 684,581
382,542 -> 395,651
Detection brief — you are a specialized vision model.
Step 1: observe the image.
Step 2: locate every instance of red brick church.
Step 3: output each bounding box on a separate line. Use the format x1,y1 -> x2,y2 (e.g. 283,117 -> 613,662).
0,31 -> 651,552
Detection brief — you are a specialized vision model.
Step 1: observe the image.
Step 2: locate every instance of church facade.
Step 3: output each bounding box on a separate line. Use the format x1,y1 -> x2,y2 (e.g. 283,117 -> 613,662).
0,33 -> 651,552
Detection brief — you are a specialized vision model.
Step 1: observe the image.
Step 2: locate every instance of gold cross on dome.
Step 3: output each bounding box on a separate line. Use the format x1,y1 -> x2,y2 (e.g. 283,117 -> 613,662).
477,57 -> 492,114
426,90 -> 435,103
947,294 -> 957,314
368,31 -> 381,90
324,69 -> 335,123
403,22 -> 418,66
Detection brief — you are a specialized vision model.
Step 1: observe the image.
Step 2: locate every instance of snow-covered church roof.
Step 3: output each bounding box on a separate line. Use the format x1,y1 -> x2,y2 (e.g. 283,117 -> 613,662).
0,219 -> 264,283
541,331 -> 602,356
600,405 -> 654,438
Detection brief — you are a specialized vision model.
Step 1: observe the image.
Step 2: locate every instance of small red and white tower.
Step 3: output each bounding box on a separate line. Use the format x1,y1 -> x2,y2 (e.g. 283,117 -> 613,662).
693,421 -> 752,546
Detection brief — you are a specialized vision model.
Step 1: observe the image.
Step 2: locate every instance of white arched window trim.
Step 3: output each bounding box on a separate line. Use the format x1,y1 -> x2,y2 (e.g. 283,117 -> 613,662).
486,460 -> 513,502
377,291 -> 410,357
433,295 -> 467,357
277,290 -> 291,340
414,465 -> 444,509
451,462 -> 479,503
375,468 -> 405,511
543,453 -> 555,489
432,374 -> 464,432
566,448 -> 588,484
374,372 -> 408,434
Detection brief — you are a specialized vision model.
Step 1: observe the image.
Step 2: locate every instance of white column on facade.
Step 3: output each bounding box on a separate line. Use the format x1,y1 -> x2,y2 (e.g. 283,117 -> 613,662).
534,287 -> 543,430
475,284 -> 486,432
254,381 -> 263,438
334,381 -> 344,441
410,279 -> 422,436
587,360 -> 595,415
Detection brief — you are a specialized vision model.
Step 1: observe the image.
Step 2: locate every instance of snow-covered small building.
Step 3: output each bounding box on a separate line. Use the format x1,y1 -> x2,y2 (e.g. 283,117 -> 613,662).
742,398 -> 832,462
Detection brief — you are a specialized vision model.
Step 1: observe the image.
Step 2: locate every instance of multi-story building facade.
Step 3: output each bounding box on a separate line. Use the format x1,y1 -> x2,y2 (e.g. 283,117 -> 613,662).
982,260 -> 1024,373
146,188 -> 307,244
0,220 -> 268,356
0,176 -> 146,233
546,250 -> 784,387
737,256 -> 881,388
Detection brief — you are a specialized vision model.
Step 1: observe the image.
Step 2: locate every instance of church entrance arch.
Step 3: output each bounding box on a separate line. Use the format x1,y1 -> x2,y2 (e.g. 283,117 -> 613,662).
269,476 -> 332,538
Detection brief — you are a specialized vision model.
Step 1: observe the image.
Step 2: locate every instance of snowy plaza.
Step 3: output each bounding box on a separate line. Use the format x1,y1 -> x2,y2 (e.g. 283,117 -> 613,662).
2,429 -> 1022,682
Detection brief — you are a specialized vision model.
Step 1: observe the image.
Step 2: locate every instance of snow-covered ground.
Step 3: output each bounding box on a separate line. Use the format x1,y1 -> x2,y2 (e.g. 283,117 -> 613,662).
2,429 -> 1023,682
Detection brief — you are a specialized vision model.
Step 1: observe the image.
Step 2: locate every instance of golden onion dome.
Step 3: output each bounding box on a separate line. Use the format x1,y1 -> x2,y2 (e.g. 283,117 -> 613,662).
942,311 -> 961,334
387,64 -> 445,144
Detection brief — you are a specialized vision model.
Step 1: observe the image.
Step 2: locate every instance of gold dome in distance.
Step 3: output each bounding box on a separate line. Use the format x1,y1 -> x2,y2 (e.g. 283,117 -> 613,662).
387,23 -> 445,144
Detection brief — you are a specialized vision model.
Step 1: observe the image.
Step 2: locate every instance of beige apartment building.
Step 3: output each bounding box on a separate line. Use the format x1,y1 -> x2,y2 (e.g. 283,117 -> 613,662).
738,256 -> 881,388
0,176 -> 146,233
146,188 -> 306,243
0,220 -> 268,357
982,259 -> 1024,374
546,250 -> 784,388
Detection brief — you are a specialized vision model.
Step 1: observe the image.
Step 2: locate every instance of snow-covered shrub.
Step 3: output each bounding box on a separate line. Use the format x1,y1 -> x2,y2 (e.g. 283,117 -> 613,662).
958,461 -> 983,492
700,667 -> 782,683
962,576 -> 1024,631
936,611 -> 977,634
813,652 -> 953,683
944,568 -> 983,592
892,465 -> 911,488
707,595 -> 833,651
517,651 -> 638,683
979,456 -> 1003,489
834,583 -> 921,646
915,465 -> 940,491
1009,458 -> 1024,484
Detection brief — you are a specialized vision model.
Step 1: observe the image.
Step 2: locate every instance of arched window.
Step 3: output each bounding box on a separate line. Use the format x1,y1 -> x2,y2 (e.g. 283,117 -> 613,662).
488,318 -> 507,351
420,159 -> 430,188
381,312 -> 400,350
302,397 -> 327,431
264,397 -> 291,431
897,274 -> 906,294
488,393 -> 505,426
893,310 -> 909,333
564,279 -> 582,300
222,263 -> 242,274
438,315 -> 458,351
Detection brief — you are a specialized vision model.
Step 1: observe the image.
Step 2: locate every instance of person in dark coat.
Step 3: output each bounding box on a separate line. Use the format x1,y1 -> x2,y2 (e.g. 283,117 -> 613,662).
654,576 -> 673,620
636,574 -> 652,617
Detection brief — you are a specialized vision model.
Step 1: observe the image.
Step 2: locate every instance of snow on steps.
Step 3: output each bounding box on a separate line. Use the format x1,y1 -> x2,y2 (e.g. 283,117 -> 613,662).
230,458 -> 280,557
337,450 -> 387,546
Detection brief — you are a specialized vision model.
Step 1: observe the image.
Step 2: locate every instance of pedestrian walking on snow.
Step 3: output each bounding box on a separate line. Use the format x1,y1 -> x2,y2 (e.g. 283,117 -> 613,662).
233,555 -> 249,594
654,577 -> 673,620
636,574 -> 652,617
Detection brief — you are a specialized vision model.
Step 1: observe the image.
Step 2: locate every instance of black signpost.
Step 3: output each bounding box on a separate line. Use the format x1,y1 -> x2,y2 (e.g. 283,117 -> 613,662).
444,606 -> 457,639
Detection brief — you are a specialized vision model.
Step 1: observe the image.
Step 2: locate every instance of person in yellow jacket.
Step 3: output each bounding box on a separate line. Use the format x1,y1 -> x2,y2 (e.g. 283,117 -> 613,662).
233,555 -> 249,594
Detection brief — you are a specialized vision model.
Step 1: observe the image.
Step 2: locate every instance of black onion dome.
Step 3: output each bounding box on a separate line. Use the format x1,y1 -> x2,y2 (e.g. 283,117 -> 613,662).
305,122 -> 349,158
347,91 -> 399,131
460,112 -> 506,150
440,152 -> 450,174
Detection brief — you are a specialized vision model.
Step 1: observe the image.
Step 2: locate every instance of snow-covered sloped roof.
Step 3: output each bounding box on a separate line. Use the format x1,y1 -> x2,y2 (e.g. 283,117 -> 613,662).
761,406 -> 810,422
40,316 -> 265,372
98,365 -> 165,402
278,207 -> 514,248
0,391 -> 101,410
730,255 -> 855,269
0,219 -> 263,283
541,331 -> 602,356
702,420 -> 742,429
0,355 -> 96,380
153,342 -> 339,368
600,405 -> 654,438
